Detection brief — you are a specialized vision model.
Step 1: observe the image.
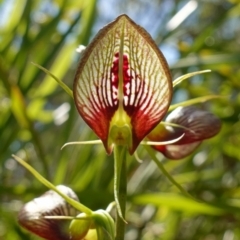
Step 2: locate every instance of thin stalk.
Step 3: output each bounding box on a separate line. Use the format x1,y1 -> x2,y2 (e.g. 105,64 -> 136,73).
114,145 -> 127,240
145,145 -> 195,200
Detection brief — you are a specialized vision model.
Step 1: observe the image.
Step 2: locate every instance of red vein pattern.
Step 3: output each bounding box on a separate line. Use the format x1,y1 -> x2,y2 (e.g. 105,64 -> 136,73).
74,14 -> 172,154
148,106 -> 222,159
18,186 -> 79,240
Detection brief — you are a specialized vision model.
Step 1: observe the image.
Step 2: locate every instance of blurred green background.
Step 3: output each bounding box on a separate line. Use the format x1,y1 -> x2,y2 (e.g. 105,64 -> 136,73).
1,0 -> 240,239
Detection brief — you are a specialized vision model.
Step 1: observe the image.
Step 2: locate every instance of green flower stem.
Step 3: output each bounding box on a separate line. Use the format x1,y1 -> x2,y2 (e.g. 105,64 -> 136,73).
144,146 -> 195,200
114,146 -> 127,240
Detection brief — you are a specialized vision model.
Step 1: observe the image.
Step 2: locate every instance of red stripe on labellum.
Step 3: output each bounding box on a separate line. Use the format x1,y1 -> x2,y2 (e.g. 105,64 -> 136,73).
74,14 -> 172,154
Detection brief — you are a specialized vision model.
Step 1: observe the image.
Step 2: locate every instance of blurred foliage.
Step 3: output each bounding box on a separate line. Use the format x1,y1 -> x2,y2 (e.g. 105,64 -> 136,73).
0,0 -> 240,239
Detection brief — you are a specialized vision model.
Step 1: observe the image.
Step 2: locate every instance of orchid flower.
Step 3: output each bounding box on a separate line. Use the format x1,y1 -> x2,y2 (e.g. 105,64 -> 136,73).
147,106 -> 221,159
18,185 -> 114,240
18,185 -> 80,240
64,14 -> 221,156
13,155 -> 115,240
72,14 -> 173,155
57,13 -> 221,231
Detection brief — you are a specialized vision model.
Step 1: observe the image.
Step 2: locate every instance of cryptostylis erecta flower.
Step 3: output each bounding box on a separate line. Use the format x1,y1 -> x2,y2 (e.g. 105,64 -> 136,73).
12,154 -> 115,240
68,14 -> 221,227
147,106 -> 221,159
18,185 -> 80,240
18,185 -> 115,240
73,14 -> 172,155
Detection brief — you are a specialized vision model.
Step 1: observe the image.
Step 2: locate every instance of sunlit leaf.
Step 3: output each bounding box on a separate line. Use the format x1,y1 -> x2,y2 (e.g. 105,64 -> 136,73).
132,193 -> 226,215
10,84 -> 30,128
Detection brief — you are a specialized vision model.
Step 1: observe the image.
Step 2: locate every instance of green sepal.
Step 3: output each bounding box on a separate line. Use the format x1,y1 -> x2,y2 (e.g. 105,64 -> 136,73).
69,213 -> 94,240
32,62 -> 73,98
12,155 -> 92,215
173,70 -> 211,87
69,210 -> 115,240
93,210 -> 115,240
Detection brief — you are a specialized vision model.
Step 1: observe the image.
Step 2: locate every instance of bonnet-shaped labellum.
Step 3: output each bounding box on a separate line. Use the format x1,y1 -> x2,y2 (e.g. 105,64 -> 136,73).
18,185 -> 80,240
147,106 -> 222,159
17,184 -> 115,240
73,14 -> 172,155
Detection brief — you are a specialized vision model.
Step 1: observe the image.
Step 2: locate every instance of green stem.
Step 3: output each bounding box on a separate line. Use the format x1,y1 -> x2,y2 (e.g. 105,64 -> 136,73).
145,145 -> 195,200
114,146 -> 127,240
